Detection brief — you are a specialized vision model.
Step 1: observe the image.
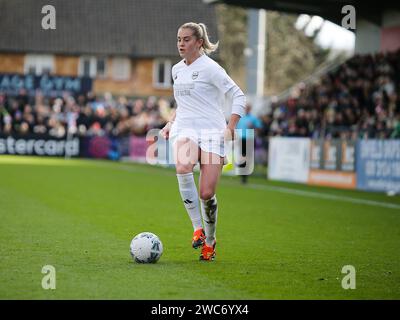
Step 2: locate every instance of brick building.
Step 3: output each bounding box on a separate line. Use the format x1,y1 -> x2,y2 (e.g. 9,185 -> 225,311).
0,0 -> 218,97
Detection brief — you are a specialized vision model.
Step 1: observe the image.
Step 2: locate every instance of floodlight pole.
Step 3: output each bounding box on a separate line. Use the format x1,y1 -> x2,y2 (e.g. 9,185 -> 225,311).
245,8 -> 266,113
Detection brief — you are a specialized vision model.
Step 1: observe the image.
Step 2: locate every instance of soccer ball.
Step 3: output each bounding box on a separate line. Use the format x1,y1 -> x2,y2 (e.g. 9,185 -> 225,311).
130,232 -> 163,263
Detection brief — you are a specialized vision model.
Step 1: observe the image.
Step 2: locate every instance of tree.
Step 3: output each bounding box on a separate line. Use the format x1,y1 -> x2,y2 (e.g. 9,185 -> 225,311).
215,4 -> 248,89
215,5 -> 332,95
265,11 -> 331,95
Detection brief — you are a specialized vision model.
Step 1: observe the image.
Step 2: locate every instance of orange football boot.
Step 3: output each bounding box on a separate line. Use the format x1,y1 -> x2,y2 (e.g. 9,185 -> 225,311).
192,228 -> 205,249
199,241 -> 216,261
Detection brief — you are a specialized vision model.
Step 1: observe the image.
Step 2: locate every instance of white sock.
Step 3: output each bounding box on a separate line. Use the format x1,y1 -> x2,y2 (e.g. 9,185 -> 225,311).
177,173 -> 203,231
200,195 -> 218,246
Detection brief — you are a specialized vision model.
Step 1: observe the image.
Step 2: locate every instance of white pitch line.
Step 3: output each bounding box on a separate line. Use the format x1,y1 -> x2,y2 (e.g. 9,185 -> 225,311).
94,161 -> 400,210
243,183 -> 400,210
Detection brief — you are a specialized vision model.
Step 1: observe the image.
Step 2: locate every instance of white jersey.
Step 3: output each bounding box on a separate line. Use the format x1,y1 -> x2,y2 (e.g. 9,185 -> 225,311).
171,54 -> 236,131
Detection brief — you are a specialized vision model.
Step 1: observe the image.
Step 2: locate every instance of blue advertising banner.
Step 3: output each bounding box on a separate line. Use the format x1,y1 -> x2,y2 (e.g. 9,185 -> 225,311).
0,73 -> 92,96
0,134 -> 128,160
0,134 -> 80,157
356,140 -> 400,192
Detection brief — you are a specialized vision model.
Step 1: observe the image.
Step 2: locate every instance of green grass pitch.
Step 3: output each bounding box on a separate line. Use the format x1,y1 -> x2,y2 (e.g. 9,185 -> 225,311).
0,155 -> 399,299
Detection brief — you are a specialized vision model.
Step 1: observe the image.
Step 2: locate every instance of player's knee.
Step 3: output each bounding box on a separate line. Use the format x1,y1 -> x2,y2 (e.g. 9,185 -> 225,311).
176,163 -> 193,174
200,189 -> 215,200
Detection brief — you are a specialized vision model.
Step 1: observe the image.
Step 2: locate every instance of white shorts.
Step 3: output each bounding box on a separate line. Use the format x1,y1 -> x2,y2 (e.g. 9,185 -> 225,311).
169,123 -> 225,157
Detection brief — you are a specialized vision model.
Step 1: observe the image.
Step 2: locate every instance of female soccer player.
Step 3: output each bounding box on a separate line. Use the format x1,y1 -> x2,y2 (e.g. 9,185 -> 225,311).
160,22 -> 246,261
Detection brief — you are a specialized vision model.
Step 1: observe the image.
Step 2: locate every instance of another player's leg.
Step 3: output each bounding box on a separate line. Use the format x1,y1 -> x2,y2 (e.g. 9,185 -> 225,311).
238,137 -> 248,184
174,138 -> 205,249
199,150 -> 224,261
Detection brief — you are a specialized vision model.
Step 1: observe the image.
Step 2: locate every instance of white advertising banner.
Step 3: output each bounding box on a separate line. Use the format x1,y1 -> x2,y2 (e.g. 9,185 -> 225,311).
268,137 -> 311,183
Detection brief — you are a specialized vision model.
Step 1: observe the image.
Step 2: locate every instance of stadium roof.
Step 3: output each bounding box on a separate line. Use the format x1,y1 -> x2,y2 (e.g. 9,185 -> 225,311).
0,0 -> 218,58
205,0 -> 400,26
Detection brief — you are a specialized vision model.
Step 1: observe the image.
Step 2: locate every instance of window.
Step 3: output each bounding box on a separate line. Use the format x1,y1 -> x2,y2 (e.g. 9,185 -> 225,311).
97,59 -> 106,77
153,59 -> 172,88
158,62 -> 165,84
24,54 -> 55,75
79,56 -> 107,78
82,59 -> 91,77
112,57 -> 131,80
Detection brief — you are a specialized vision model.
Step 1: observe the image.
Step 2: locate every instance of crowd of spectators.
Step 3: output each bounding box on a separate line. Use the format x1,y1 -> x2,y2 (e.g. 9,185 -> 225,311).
0,90 -> 175,138
261,49 -> 400,140
1,50 -> 399,141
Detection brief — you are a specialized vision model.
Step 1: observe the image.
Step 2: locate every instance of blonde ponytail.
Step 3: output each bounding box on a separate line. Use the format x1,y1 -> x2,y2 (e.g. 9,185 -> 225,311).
179,22 -> 219,55
197,23 -> 219,54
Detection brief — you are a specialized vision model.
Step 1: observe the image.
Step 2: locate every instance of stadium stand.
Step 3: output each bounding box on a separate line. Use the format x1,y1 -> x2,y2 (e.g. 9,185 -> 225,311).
264,49 -> 400,140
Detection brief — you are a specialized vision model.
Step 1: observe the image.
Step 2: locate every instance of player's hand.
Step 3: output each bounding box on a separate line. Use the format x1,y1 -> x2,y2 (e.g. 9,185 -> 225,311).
224,126 -> 235,142
160,121 -> 172,139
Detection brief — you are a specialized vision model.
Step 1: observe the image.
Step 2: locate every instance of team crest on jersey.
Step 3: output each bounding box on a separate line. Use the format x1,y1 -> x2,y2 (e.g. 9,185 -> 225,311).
192,71 -> 199,80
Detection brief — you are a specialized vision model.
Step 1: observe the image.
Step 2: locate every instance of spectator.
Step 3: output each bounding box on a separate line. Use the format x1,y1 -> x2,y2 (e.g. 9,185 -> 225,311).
236,103 -> 262,184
